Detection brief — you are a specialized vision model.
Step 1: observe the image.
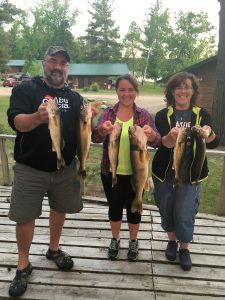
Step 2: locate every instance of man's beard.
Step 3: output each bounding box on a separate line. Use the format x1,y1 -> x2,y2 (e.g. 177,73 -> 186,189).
44,70 -> 66,87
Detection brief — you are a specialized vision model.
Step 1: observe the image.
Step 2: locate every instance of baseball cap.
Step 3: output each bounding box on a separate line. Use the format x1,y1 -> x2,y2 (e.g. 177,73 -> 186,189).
44,46 -> 70,62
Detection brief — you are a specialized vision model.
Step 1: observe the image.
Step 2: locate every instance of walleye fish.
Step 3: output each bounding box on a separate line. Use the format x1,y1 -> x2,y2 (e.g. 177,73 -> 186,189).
78,99 -> 92,179
108,123 -> 122,187
46,98 -> 65,170
129,125 -> 150,215
191,125 -> 209,183
192,125 -> 210,139
172,127 -> 187,186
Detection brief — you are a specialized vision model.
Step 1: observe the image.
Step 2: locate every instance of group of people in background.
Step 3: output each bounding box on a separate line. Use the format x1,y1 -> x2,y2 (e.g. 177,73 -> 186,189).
7,46 -> 219,297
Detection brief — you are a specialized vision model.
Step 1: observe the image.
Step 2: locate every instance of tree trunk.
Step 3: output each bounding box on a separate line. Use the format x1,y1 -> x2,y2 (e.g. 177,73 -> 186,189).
212,0 -> 225,145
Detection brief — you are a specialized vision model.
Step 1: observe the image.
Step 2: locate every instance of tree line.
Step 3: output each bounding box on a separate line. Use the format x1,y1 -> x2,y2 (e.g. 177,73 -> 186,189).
0,0 -> 217,82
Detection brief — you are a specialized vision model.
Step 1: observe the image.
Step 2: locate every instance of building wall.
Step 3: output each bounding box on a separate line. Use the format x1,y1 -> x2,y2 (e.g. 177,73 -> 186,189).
6,66 -> 23,75
189,60 -> 216,113
68,75 -> 113,89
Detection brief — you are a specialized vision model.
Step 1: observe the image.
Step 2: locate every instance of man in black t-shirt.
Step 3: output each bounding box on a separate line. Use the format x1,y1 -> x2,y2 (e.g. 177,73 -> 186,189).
7,46 -> 100,297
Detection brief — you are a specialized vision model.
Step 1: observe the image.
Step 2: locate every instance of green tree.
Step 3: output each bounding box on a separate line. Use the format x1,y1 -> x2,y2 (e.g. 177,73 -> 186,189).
0,0 -> 22,26
166,11 -> 217,74
0,0 -> 23,71
123,22 -> 142,76
0,27 -> 10,72
143,0 -> 172,83
9,0 -> 78,66
212,0 -> 225,145
85,0 -> 122,62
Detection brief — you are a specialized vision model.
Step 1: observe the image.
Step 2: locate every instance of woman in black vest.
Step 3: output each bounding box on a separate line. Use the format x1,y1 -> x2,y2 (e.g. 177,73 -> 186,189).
152,72 -> 219,271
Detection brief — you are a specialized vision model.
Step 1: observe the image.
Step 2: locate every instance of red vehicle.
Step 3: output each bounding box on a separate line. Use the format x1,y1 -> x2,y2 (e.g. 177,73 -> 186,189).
3,77 -> 19,87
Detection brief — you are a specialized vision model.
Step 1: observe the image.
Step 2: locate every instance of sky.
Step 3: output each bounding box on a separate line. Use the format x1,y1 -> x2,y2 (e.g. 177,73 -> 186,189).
10,0 -> 220,38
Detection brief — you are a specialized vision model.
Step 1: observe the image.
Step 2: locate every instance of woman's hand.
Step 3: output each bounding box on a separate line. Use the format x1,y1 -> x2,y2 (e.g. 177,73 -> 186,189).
98,120 -> 114,136
162,127 -> 179,148
168,127 -> 180,141
143,125 -> 156,142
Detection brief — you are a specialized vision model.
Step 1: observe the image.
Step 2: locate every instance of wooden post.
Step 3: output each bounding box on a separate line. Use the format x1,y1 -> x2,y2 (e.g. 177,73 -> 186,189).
217,156 -> 225,216
0,138 -> 10,185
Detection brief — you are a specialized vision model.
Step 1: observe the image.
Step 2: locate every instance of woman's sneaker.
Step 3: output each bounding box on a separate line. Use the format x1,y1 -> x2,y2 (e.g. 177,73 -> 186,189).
165,241 -> 178,261
179,249 -> 192,271
127,240 -> 139,262
8,262 -> 33,297
108,238 -> 120,260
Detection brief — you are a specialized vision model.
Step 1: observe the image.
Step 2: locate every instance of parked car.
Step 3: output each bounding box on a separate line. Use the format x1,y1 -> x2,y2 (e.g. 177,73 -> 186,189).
2,77 -> 19,87
21,74 -> 31,82
14,72 -> 31,81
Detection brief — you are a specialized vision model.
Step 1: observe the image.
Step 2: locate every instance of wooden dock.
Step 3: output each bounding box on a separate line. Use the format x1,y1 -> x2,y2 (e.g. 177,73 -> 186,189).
0,186 -> 225,299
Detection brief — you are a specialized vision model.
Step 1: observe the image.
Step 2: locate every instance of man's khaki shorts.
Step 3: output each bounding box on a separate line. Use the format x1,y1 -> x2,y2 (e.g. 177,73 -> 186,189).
9,160 -> 83,223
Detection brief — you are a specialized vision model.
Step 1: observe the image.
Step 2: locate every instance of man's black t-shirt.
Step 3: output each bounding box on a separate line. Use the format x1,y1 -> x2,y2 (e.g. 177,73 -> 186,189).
7,76 -> 83,172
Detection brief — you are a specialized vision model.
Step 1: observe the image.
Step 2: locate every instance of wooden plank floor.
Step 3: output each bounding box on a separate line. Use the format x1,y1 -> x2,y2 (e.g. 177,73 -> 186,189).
0,186 -> 225,299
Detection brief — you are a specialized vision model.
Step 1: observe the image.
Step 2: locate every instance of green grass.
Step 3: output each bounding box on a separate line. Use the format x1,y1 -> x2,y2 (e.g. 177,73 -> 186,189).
76,81 -> 164,96
200,156 -> 223,214
0,95 -> 224,215
139,82 -> 164,96
147,158 -> 223,215
0,96 -> 14,135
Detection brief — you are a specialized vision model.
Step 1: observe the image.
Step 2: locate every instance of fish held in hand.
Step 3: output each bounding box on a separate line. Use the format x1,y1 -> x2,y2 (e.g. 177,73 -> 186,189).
78,99 -> 92,179
129,125 -> 150,215
192,125 -> 210,139
172,127 -> 187,186
46,98 -> 65,170
191,125 -> 208,183
108,123 -> 122,187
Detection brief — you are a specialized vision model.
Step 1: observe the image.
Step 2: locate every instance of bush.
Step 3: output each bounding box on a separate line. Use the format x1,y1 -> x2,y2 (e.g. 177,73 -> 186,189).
83,86 -> 90,92
90,82 -> 100,92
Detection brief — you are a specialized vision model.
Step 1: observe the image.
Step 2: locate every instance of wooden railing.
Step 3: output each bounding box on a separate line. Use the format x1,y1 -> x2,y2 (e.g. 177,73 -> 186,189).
1,133 -> 225,215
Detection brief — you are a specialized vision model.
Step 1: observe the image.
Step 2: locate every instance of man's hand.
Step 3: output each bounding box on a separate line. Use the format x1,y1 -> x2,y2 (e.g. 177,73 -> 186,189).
37,102 -> 49,123
91,101 -> 102,118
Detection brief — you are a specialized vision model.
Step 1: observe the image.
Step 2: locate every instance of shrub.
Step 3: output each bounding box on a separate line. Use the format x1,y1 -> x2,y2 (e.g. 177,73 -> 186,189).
90,82 -> 100,92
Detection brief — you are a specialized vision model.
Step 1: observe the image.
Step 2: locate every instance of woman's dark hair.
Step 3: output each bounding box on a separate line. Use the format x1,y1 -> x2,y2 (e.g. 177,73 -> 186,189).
115,74 -> 139,94
164,72 -> 200,107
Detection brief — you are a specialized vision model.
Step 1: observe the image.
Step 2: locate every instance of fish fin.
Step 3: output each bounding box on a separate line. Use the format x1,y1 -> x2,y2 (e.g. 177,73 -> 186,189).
61,138 -> 65,150
139,150 -> 145,162
130,177 -> 135,191
52,142 -> 56,152
144,179 -> 150,191
81,170 -> 86,179
131,199 -> 143,215
78,166 -> 86,179
61,158 -> 66,168
149,176 -> 154,191
112,175 -> 117,187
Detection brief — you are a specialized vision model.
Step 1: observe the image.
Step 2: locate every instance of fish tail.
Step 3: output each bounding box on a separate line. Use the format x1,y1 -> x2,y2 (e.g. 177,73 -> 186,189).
131,199 -> 143,215
173,177 -> 182,187
57,157 -> 65,170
